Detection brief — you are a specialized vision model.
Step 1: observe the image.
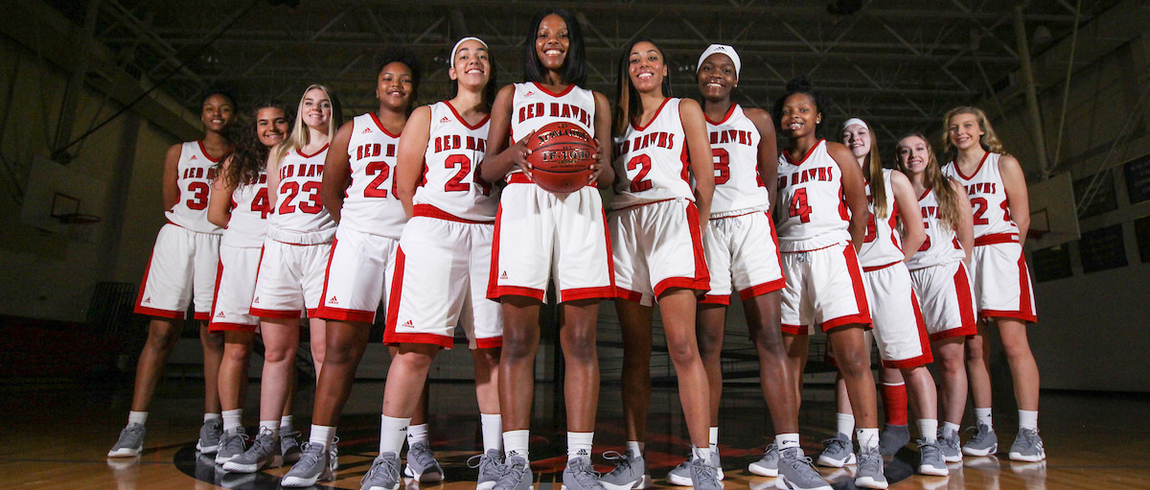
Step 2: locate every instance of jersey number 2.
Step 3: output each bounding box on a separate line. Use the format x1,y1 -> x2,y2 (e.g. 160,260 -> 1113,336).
364,161 -> 396,198
627,154 -> 653,192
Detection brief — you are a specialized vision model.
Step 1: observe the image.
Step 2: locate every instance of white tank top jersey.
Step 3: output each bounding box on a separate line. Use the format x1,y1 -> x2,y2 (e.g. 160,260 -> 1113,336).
858,169 -> 904,268
166,141 -> 226,234
221,170 -> 269,248
267,145 -> 335,245
414,101 -> 498,221
509,82 -> 596,179
707,104 -> 770,214
340,113 -> 407,239
775,139 -> 852,252
907,186 -> 966,270
942,152 -> 1018,241
611,98 -> 694,210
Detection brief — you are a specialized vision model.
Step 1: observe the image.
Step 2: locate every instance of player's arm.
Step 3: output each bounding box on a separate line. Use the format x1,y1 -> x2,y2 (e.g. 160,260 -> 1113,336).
590,91 -> 616,188
207,156 -> 239,228
829,141 -> 869,251
890,170 -> 925,262
161,144 -> 182,211
266,149 -> 282,213
320,120 -> 355,223
745,108 -> 779,203
999,154 -> 1031,245
396,106 -> 432,219
952,178 -> 975,264
681,98 -> 714,229
479,84 -> 534,183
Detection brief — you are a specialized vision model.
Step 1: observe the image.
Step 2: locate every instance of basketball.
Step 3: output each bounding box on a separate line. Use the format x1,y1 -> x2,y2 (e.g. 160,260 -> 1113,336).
525,121 -> 596,193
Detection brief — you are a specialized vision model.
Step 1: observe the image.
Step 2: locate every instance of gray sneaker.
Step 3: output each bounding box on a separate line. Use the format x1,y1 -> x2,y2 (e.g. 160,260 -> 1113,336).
468,449 -> 503,490
197,418 -> 223,454
687,456 -> 721,490
917,439 -> 948,476
668,451 -> 724,486
817,433 -> 856,467
878,424 -> 909,456
777,447 -> 831,490
281,430 -> 302,464
1008,428 -> 1045,462
215,427 -> 248,465
108,423 -> 146,458
281,442 -> 334,487
854,446 -> 888,489
937,430 -> 962,463
361,452 -> 402,490
600,450 -> 649,490
746,443 -> 778,477
562,456 -> 604,490
961,422 -> 998,457
222,428 -> 281,473
403,441 -> 444,482
329,436 -> 340,470
493,455 -> 533,490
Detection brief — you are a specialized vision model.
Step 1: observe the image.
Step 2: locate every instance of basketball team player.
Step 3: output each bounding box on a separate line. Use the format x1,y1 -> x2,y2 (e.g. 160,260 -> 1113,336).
207,101 -> 305,465
680,44 -> 825,490
108,88 -> 235,459
896,132 -> 977,464
599,38 -> 718,490
275,57 -> 424,488
360,37 -> 505,490
774,78 -> 886,489
815,119 -> 945,477
941,107 -> 1044,462
479,9 -> 616,490
223,85 -> 341,475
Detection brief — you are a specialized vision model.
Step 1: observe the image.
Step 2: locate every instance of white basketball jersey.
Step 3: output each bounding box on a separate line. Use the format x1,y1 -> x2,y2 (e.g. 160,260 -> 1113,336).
267,145 -> 335,245
775,139 -> 851,252
221,171 -> 269,248
612,98 -> 694,210
942,152 -> 1018,240
509,82 -> 596,181
166,141 -> 225,234
907,186 -> 965,270
858,169 -> 904,268
707,104 -> 770,214
414,101 -> 498,221
340,113 -> 407,239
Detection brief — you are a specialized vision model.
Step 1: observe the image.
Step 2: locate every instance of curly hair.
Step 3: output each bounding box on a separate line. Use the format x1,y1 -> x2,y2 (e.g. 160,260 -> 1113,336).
376,50 -> 422,115
773,76 -> 831,138
218,101 -> 293,187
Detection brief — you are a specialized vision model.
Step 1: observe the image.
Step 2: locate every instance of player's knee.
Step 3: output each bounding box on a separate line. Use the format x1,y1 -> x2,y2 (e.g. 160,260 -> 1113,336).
146,326 -> 180,350
836,351 -> 870,376
223,345 -> 251,363
696,329 -> 723,357
665,339 -> 700,367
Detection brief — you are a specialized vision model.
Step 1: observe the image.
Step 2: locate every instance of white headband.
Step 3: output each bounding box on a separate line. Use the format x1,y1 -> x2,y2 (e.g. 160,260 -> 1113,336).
842,118 -> 868,131
697,44 -> 741,78
450,37 -> 488,66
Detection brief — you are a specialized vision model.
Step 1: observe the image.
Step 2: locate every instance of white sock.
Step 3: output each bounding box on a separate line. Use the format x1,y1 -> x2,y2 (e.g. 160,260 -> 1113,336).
379,416 -> 410,455
836,413 -> 856,439
480,413 -> 503,453
708,427 -> 719,454
309,424 -> 335,449
280,415 -> 294,433
626,440 -> 644,457
856,428 -> 879,451
943,422 -> 961,438
1018,410 -> 1038,430
259,420 -> 280,436
408,423 -> 430,446
222,409 -> 243,433
503,430 -> 530,459
692,446 -> 712,462
567,431 -> 594,460
775,433 -> 800,451
918,419 -> 938,443
204,413 -> 221,423
128,411 -> 148,426
975,408 -> 993,428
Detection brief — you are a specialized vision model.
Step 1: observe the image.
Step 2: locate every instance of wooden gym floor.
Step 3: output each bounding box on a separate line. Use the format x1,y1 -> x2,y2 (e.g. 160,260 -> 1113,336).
2,378 -> 1149,490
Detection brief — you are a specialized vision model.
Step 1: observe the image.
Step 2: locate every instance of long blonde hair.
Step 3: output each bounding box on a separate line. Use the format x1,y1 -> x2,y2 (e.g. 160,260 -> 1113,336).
846,120 -> 888,219
941,106 -> 1006,160
270,84 -> 342,169
898,132 -> 963,232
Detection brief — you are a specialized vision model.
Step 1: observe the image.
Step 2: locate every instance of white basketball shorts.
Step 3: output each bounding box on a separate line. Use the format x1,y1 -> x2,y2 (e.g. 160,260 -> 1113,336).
610,198 -> 710,307
209,244 -> 262,331
135,223 -> 221,320
909,260 -> 978,340
314,227 -> 399,324
249,238 -> 331,319
701,209 -> 786,305
970,238 -> 1037,323
861,262 -> 932,368
780,243 -> 871,334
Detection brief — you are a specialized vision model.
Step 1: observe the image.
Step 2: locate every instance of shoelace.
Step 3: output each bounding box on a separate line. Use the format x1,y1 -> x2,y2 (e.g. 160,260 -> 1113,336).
762,443 -> 778,461
361,455 -> 398,486
223,430 -> 248,451
821,436 -> 850,455
690,460 -> 718,485
601,451 -> 632,474
568,459 -> 602,487
1018,429 -> 1041,447
857,449 -> 882,475
783,450 -> 818,471
965,423 -> 992,444
409,443 -> 439,469
296,442 -> 326,468
497,458 -> 528,484
918,440 -> 942,461
117,425 -> 144,445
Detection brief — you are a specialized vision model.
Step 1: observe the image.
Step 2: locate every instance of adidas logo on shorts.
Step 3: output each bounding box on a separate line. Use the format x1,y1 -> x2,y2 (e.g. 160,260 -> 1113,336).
328,296 -> 339,305
500,271 -> 508,280
253,296 -> 260,304
216,311 -> 225,318
143,297 -> 152,304
402,320 -> 414,328
439,116 -> 451,123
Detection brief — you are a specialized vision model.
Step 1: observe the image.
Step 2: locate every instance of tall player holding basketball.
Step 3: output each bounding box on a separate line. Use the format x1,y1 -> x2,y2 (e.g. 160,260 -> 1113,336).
109,88 -> 235,459
223,85 -> 341,475
774,78 -> 886,489
942,107 -> 1044,462
479,9 -> 615,490
359,37 -> 506,490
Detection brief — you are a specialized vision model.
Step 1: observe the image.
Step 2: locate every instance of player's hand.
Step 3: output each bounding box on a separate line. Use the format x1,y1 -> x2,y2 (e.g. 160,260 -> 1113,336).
508,131 -> 535,179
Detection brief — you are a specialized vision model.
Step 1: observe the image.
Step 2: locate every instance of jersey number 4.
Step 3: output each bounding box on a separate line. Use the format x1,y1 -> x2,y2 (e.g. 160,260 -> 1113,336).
788,188 -> 812,223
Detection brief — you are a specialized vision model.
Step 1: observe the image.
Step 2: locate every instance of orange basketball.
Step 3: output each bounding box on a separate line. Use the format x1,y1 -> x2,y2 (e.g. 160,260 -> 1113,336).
525,121 -> 596,193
